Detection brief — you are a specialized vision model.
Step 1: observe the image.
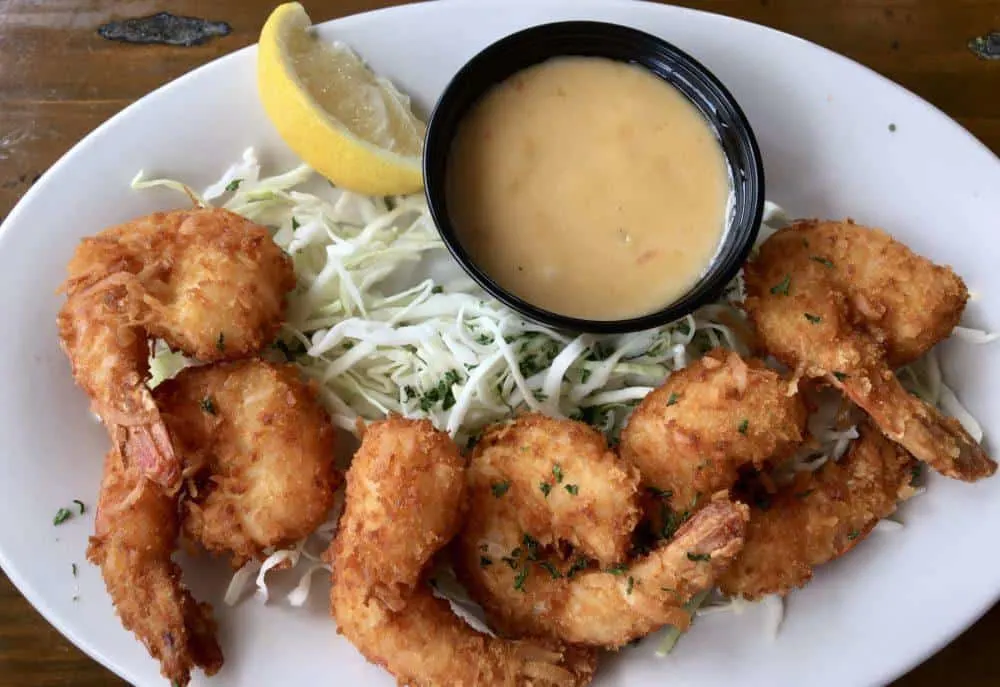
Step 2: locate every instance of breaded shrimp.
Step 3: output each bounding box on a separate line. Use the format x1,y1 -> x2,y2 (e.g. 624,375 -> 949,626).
333,416 -> 466,611
720,422 -> 917,599
745,219 -> 996,481
455,488 -> 748,647
466,414 -> 641,566
330,417 -> 596,687
87,449 -> 222,686
155,359 -> 339,568
58,208 -> 295,487
619,349 -> 808,509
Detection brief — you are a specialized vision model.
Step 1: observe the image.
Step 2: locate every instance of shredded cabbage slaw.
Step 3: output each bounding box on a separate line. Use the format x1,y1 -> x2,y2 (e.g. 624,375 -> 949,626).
134,148 -> 993,653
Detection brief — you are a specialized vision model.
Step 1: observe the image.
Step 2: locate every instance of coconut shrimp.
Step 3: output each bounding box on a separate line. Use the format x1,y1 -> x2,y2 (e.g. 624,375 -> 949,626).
330,417 -> 596,687
454,415 -> 748,647
619,348 -> 808,510
744,219 -> 996,481
58,208 -> 295,487
720,421 -> 917,599
154,359 -> 339,568
88,449 -> 222,686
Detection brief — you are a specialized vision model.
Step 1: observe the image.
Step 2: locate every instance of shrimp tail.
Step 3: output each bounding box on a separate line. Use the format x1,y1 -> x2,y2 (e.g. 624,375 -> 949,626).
125,421 -> 180,488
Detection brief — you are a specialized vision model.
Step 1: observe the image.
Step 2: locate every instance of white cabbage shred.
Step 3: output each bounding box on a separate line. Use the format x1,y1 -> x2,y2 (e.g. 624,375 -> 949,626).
134,149 -> 993,649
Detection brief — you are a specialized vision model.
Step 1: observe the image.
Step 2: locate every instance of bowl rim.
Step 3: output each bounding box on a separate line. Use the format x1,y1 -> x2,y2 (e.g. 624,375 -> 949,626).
423,19 -> 765,334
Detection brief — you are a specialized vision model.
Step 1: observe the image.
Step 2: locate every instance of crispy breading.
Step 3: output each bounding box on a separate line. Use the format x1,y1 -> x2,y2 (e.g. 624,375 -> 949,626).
619,348 -> 808,509
745,219 -> 995,481
156,359 -> 339,568
720,422 -> 917,599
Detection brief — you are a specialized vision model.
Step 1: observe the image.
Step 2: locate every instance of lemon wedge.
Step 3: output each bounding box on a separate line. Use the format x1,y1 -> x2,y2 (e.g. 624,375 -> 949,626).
257,2 -> 425,195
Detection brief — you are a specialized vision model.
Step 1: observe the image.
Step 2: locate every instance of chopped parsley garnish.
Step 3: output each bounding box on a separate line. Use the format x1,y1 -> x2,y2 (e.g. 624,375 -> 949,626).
539,482 -> 552,498
888,123 -> 897,132
910,465 -> 922,484
216,332 -> 225,351
686,552 -> 711,562
666,392 -> 680,406
737,418 -> 749,435
552,464 -> 564,483
480,556 -> 493,568
53,508 -> 72,526
431,285 -> 443,294
580,368 -> 592,384
564,484 -> 579,496
626,576 -> 635,595
419,370 -> 461,411
513,568 -> 528,592
200,397 -> 216,415
804,313 -> 822,324
833,371 -> 848,382
72,499 -> 85,515
273,339 -> 295,361
225,178 -> 242,192
810,256 -> 834,268
522,534 -> 540,561
770,275 -> 791,296
539,561 -> 563,579
660,505 -> 690,540
291,217 -> 300,231
646,486 -> 673,500
566,557 -> 590,578
501,556 -> 519,569
71,563 -> 78,576
403,385 -> 417,401
605,564 -> 628,576
847,530 -> 860,541
491,481 -> 511,498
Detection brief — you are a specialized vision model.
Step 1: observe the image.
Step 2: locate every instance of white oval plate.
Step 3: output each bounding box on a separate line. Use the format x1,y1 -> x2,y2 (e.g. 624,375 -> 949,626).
1,1 -> 998,686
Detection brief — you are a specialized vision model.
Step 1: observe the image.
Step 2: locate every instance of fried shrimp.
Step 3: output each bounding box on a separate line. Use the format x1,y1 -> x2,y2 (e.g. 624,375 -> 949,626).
456,484 -> 748,647
455,415 -> 746,647
619,349 -> 808,510
745,219 -> 996,481
720,422 -> 917,599
58,208 -> 295,487
88,449 -> 222,686
330,417 -> 596,687
465,414 -> 641,566
154,359 -> 339,567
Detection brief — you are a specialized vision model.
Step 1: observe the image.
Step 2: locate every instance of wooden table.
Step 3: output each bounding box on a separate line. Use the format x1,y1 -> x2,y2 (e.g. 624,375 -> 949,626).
1,0 -> 997,684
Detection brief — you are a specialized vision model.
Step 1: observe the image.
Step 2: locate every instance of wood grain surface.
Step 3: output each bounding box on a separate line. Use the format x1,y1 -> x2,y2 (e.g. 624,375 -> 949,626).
1,0 -> 998,685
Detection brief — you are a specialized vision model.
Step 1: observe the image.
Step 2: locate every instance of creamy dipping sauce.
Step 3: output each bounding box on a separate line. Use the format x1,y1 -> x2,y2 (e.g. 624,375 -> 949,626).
446,56 -> 731,321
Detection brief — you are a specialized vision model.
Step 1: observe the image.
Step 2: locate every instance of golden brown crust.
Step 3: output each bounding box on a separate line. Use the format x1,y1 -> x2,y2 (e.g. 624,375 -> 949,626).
156,359 -> 340,567
745,219 -> 995,481
619,348 -> 808,509
720,422 -> 917,599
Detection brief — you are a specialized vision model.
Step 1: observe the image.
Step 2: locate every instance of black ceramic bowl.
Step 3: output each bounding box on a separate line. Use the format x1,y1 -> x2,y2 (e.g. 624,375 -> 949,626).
423,21 -> 765,334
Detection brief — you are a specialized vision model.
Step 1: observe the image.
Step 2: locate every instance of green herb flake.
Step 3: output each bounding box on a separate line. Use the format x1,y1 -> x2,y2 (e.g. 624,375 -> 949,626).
491,481 -> 511,498
225,178 -> 242,192
804,313 -> 823,324
737,418 -> 749,435
606,564 -> 628,576
200,397 -> 216,415
888,123 -> 897,132
522,534 -> 540,561
567,557 -> 590,578
291,217 -> 301,231
539,561 -> 563,579
910,465 -> 922,484
626,576 -> 635,595
847,530 -> 860,541
216,332 -> 225,352
539,482 -> 552,498
480,556 -> 493,568
513,567 -> 529,592
833,371 -> 848,382
431,285 -> 443,294
72,499 -> 85,515
53,508 -> 72,526
686,552 -> 711,562
810,256 -> 834,268
71,563 -> 78,576
770,275 -> 791,296
564,484 -> 579,496
552,464 -> 564,483
666,392 -> 680,406
501,556 -> 518,570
